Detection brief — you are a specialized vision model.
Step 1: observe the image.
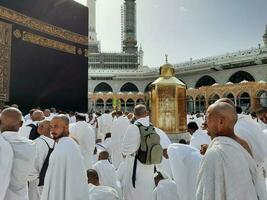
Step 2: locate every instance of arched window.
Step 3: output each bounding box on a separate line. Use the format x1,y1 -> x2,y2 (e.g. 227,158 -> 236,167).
120,82 -> 139,92
94,82 -> 113,92
195,95 -> 206,113
126,99 -> 135,112
96,99 -> 104,111
257,90 -> 267,107
195,76 -> 216,88
223,93 -> 235,103
208,94 -> 220,105
229,71 -> 255,83
105,99 -> 113,110
237,92 -> 250,112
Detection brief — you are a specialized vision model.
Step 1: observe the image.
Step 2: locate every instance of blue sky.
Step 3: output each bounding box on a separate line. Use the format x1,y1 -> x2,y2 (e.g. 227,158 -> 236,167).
76,0 -> 267,68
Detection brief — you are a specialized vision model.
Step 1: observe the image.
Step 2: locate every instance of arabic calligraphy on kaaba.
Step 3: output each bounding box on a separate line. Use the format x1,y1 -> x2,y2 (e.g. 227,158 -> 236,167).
22,31 -> 76,55
0,21 -> 11,101
0,6 -> 88,45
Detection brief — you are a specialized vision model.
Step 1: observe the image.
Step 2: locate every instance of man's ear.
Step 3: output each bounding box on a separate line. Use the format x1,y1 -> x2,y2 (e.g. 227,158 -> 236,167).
19,121 -> 23,128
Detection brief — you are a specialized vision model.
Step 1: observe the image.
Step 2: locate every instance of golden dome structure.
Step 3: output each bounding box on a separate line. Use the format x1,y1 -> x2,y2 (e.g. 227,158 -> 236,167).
150,55 -> 187,134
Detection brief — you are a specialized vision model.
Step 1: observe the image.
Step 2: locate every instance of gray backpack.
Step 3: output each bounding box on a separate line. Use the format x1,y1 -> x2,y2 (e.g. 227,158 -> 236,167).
135,122 -> 163,165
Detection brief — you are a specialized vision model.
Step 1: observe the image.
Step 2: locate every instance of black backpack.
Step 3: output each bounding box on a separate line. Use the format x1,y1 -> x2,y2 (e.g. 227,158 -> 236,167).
27,124 -> 40,140
38,138 -> 55,186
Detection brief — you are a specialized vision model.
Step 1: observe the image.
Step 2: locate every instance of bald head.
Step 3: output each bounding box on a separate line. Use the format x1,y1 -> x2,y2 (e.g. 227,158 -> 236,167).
32,110 -> 45,122
52,114 -> 69,125
37,120 -> 51,138
44,109 -> 51,117
134,104 -> 147,119
209,102 -> 237,124
0,108 -> 23,132
215,98 -> 235,108
206,102 -> 237,139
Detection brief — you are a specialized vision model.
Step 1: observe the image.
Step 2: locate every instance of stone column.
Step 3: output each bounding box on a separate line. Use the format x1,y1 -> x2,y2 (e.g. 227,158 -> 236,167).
104,101 -> 106,111
193,99 -> 196,113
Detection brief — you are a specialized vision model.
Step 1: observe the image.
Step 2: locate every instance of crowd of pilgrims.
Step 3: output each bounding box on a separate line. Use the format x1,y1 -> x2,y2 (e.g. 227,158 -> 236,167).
1,98 -> 267,200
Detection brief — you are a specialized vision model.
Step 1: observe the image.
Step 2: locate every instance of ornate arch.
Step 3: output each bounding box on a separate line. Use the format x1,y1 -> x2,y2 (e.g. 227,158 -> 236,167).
229,71 -> 255,83
195,75 -> 216,88
94,82 -> 113,92
120,82 -> 139,92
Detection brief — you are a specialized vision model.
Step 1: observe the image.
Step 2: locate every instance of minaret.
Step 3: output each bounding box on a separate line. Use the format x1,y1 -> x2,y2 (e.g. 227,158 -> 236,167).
263,25 -> 267,47
87,0 -> 99,52
122,0 -> 138,54
87,0 -> 97,41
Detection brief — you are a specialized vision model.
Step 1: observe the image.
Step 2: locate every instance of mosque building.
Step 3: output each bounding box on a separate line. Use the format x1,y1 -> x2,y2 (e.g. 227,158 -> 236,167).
88,0 -> 267,113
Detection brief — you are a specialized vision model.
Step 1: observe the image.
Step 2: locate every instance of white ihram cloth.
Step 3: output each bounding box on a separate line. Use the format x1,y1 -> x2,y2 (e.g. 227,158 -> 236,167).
259,120 -> 267,131
168,143 -> 202,200
0,135 -> 13,200
235,114 -> 267,198
41,137 -> 88,200
197,136 -> 264,200
102,138 -> 112,156
235,114 -> 267,165
68,115 -> 76,124
120,117 -> 156,200
153,179 -> 180,200
98,113 -> 113,140
2,131 -> 36,200
111,116 -> 130,169
92,160 -> 119,191
88,184 -> 120,200
28,136 -> 55,200
19,121 -> 38,139
69,121 -> 96,170
194,116 -> 205,128
190,129 -> 211,150
155,128 -> 173,179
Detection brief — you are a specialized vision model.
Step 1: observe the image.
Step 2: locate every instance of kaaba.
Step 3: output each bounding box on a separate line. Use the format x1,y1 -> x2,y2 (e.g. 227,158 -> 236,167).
0,0 -> 88,113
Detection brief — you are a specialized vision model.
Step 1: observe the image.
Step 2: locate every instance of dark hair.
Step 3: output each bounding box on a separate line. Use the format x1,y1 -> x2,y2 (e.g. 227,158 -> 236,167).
235,106 -> 242,114
179,139 -> 187,144
250,112 -> 257,118
76,114 -> 86,121
105,132 -> 111,140
87,169 -> 99,181
116,111 -> 123,116
187,121 -> 199,130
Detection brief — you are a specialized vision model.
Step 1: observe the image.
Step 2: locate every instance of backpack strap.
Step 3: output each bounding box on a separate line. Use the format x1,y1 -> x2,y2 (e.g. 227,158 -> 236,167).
131,122 -> 143,188
38,138 -> 55,186
40,137 -> 55,150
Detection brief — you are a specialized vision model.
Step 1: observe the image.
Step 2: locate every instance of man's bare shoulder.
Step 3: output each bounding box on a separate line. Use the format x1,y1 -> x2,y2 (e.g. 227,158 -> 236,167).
234,136 -> 252,156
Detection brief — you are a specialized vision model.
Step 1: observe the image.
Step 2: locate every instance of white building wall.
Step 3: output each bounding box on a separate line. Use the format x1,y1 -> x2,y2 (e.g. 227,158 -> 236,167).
89,64 -> 267,93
